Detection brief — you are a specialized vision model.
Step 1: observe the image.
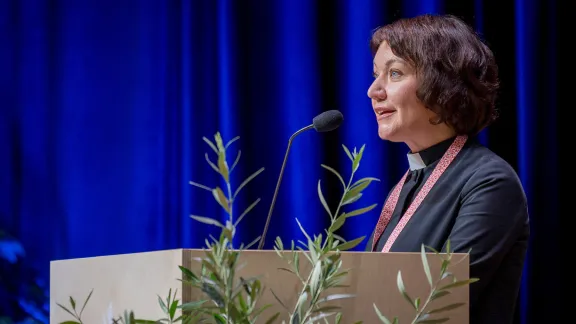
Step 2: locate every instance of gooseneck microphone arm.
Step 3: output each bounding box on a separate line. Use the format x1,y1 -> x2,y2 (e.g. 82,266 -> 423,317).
257,124 -> 314,250
256,110 -> 343,250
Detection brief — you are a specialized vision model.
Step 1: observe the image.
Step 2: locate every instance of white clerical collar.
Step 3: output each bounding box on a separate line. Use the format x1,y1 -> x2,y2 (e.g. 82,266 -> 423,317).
407,152 -> 427,171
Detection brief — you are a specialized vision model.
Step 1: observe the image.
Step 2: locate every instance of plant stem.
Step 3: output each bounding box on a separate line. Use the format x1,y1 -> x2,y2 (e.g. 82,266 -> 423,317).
72,308 -> 82,324
291,263 -> 316,323
226,181 -> 234,248
321,169 -> 356,251
224,255 -> 232,324
302,285 -> 323,324
333,170 -> 355,222
227,182 -> 233,222
411,277 -> 442,324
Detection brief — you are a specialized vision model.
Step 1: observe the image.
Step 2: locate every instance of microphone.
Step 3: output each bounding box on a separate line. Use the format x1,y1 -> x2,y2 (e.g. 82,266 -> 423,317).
257,110 -> 344,250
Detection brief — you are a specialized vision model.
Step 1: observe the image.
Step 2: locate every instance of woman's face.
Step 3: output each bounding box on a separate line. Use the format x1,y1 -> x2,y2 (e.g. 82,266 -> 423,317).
367,42 -> 440,150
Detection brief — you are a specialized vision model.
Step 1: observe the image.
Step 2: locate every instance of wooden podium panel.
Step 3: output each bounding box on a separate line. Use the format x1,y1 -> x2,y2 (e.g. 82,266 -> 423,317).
50,249 -> 469,323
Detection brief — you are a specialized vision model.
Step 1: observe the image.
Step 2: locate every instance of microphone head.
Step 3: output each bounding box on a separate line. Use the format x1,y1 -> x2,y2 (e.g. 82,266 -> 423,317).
312,110 -> 344,132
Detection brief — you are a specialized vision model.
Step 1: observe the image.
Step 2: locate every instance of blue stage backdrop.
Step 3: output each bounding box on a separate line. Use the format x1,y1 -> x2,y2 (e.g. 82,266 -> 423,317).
0,0 -> 558,323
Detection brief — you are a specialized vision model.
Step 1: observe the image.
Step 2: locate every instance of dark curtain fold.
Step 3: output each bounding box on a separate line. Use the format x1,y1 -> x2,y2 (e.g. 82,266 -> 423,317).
0,0 -> 558,322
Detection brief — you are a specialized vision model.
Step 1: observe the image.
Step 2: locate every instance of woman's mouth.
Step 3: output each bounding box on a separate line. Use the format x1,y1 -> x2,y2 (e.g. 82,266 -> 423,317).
375,107 -> 396,120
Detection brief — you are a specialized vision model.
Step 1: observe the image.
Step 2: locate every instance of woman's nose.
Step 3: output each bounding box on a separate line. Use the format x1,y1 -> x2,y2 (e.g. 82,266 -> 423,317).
367,79 -> 385,100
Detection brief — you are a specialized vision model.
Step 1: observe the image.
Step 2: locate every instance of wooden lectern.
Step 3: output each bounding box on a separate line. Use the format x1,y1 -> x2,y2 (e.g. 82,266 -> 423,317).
50,249 -> 469,323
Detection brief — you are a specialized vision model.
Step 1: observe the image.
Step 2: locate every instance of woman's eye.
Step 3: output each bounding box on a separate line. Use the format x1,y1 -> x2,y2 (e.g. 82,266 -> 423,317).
390,70 -> 402,78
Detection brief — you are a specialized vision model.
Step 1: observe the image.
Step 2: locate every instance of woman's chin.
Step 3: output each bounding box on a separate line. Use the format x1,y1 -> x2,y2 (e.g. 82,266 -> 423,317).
377,126 -> 398,141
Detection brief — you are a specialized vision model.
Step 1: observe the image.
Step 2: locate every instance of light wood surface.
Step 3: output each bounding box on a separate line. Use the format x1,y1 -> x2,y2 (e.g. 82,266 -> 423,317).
50,249 -> 469,323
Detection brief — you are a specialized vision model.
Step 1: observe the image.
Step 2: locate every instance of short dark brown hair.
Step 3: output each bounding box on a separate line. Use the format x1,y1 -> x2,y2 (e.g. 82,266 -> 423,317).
370,14 -> 499,135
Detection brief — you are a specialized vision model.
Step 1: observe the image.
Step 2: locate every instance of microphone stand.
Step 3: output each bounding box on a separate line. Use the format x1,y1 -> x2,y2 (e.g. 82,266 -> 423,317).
257,124 -> 314,250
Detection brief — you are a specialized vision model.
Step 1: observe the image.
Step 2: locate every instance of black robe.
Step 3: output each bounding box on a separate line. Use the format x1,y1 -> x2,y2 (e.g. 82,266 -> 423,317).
365,136 -> 530,324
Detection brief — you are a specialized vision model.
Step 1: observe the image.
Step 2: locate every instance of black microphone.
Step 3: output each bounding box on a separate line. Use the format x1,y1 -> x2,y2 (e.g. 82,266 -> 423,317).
257,110 -> 344,250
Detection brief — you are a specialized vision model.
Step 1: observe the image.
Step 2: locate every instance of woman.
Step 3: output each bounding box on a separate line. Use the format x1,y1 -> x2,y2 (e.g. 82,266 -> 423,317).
364,14 -> 529,324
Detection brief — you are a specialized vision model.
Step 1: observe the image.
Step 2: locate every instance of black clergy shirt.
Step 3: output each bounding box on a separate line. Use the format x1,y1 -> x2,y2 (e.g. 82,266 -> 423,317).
365,136 -> 530,324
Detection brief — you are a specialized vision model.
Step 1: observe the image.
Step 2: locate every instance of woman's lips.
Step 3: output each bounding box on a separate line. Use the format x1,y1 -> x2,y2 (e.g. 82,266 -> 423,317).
375,107 -> 396,120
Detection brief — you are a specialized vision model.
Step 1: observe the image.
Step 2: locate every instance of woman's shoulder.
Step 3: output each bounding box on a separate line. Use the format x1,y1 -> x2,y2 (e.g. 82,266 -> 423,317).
461,142 -> 520,177
457,142 -> 527,203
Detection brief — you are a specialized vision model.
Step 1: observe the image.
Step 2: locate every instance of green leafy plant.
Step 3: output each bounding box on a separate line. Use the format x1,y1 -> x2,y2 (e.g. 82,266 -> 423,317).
373,242 -> 479,324
56,288 -> 93,324
273,144 -> 379,324
153,288 -> 199,324
57,288 -> 195,324
111,310 -> 138,324
189,132 -> 264,246
56,133 -> 273,324
179,132 -> 279,324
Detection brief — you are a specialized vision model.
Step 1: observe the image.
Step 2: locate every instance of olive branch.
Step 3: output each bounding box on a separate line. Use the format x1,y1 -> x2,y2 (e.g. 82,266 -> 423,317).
273,144 -> 379,324
179,132 -> 278,324
374,242 -> 479,324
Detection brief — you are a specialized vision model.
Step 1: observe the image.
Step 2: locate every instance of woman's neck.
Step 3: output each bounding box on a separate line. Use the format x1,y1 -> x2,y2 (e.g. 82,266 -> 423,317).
405,125 -> 457,153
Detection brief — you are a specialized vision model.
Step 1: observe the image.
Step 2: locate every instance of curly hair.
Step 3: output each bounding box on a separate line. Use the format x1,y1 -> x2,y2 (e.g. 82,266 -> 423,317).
370,14 -> 500,135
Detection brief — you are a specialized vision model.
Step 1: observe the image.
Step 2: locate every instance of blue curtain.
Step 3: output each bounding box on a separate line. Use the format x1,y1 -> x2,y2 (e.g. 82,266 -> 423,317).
0,0 -> 558,323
